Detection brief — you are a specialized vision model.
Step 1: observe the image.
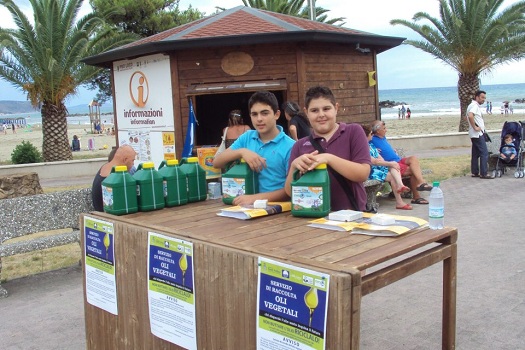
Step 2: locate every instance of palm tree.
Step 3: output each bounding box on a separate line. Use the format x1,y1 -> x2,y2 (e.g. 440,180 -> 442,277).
242,0 -> 345,25
391,0 -> 525,131
0,0 -> 135,162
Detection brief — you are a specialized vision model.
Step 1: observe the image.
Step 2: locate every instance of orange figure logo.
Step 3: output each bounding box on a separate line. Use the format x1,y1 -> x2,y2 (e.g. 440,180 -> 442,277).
129,71 -> 149,107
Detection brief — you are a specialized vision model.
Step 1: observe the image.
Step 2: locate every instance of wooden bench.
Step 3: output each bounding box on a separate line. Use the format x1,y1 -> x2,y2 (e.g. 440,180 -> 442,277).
0,188 -> 94,298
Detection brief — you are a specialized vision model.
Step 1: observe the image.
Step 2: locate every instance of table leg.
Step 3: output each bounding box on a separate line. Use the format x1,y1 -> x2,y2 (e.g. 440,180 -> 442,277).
442,242 -> 457,350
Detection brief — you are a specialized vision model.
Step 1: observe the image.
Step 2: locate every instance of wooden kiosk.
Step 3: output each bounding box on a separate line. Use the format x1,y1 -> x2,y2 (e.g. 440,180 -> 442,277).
81,200 -> 457,349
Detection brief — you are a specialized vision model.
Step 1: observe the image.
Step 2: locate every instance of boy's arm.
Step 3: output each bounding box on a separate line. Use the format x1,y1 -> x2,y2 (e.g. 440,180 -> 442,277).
213,148 -> 267,171
320,153 -> 371,183
232,189 -> 289,206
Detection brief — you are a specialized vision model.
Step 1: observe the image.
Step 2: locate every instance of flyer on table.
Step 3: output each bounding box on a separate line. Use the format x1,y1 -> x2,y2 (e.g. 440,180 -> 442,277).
257,257 -> 330,350
83,216 -> 118,315
147,232 -> 197,350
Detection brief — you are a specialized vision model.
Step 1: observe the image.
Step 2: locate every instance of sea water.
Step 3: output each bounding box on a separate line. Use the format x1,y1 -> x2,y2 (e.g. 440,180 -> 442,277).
6,83 -> 524,124
379,83 -> 525,119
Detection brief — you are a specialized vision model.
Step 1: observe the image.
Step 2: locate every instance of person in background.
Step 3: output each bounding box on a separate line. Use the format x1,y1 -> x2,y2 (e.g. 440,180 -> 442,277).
406,107 -> 411,119
11,123 -> 16,134
91,145 -> 136,211
283,101 -> 311,140
71,135 -> 81,151
370,120 -> 433,204
466,90 -> 493,179
222,109 -> 251,148
213,91 -> 294,205
285,86 -> 371,211
361,124 -> 411,210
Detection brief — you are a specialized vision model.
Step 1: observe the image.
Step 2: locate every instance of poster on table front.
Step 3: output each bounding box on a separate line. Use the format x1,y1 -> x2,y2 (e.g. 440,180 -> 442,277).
147,232 -> 197,350
83,216 -> 118,315
257,257 -> 329,350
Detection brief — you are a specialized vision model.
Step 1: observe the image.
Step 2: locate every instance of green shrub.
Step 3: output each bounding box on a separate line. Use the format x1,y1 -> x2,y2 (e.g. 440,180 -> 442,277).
11,141 -> 43,164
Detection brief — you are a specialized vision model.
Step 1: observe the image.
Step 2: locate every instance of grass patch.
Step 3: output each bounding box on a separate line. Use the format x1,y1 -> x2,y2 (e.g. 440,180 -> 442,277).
1,229 -> 81,282
420,155 -> 471,182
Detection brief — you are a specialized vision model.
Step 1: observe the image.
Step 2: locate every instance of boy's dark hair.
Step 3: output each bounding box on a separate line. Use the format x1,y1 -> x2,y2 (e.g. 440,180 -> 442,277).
474,90 -> 486,98
248,90 -> 279,113
305,86 -> 336,109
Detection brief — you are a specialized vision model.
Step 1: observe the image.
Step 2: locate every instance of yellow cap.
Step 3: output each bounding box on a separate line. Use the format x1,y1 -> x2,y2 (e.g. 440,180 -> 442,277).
143,162 -> 155,169
167,159 -> 179,166
315,164 -> 327,170
115,165 -> 127,172
187,157 -> 198,163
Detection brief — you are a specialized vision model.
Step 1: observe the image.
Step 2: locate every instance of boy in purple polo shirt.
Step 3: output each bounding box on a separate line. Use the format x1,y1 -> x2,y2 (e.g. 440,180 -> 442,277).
284,86 -> 371,211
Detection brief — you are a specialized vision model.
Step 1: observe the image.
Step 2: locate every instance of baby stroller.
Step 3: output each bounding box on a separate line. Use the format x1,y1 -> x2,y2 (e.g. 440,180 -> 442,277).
492,121 -> 524,178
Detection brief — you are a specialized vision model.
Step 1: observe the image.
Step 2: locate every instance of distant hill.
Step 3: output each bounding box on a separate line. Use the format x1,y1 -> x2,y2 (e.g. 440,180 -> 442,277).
0,100 -> 114,115
0,101 -> 38,114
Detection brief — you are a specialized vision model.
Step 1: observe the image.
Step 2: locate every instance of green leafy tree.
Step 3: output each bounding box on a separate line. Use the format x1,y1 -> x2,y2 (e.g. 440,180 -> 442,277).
390,0 -> 525,131
89,0 -> 204,37
88,0 -> 205,103
0,0 -> 136,162
241,0 -> 345,25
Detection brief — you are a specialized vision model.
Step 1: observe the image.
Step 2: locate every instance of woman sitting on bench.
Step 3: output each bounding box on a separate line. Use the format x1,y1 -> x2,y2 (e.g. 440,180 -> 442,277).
362,124 -> 412,210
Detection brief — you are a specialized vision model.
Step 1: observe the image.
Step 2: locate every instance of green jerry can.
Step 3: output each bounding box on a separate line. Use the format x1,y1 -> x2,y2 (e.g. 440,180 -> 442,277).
179,157 -> 207,202
101,165 -> 138,215
133,162 -> 165,211
221,159 -> 259,205
291,163 -> 330,217
158,159 -> 188,207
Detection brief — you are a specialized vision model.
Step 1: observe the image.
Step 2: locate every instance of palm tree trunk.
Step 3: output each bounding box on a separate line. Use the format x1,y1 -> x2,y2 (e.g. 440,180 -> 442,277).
41,102 -> 73,162
457,74 -> 479,132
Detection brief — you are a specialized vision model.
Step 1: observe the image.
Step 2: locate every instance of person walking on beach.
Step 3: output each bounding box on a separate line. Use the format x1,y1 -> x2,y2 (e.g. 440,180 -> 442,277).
467,90 -> 493,179
11,123 -> 15,134
400,104 -> 406,119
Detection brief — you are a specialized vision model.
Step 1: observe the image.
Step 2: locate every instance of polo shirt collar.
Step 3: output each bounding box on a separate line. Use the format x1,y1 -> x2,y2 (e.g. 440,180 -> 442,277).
311,123 -> 344,141
250,125 -> 285,144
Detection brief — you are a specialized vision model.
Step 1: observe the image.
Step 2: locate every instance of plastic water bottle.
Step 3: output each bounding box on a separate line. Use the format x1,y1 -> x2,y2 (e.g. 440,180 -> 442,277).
428,181 -> 444,229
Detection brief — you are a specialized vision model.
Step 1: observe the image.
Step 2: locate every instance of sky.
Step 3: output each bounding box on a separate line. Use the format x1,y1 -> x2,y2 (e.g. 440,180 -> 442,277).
1,0 -> 523,106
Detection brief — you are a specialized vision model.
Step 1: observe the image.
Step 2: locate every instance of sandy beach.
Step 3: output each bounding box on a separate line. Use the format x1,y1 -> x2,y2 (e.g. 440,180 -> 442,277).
0,124 -> 115,163
1,112 -> 523,163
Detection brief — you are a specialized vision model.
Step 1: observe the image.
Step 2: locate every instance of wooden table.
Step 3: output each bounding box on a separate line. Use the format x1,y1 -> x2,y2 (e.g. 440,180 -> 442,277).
81,200 -> 457,349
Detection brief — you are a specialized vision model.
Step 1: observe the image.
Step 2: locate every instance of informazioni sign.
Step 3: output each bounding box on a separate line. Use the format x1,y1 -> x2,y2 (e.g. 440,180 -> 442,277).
113,54 -> 174,130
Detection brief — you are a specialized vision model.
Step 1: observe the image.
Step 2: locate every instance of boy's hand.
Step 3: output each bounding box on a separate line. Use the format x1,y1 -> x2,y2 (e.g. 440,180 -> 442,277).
241,150 -> 267,172
232,194 -> 256,206
291,150 -> 320,173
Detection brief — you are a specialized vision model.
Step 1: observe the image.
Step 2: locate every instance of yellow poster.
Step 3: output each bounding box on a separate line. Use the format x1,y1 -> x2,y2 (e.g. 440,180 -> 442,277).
197,147 -> 220,179
162,132 -> 176,160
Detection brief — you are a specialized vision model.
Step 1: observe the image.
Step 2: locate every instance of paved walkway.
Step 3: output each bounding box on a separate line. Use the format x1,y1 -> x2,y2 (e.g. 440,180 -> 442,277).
2,150 -> 524,349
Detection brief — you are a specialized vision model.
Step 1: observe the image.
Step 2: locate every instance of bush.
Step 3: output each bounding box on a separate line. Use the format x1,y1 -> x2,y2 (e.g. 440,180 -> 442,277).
11,141 -> 43,164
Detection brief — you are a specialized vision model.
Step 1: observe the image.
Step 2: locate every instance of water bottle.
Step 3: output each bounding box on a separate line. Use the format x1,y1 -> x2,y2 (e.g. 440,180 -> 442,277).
428,181 -> 444,229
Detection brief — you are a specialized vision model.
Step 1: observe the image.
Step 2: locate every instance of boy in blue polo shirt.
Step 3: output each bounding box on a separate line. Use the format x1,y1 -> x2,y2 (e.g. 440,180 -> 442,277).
213,90 -> 295,205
